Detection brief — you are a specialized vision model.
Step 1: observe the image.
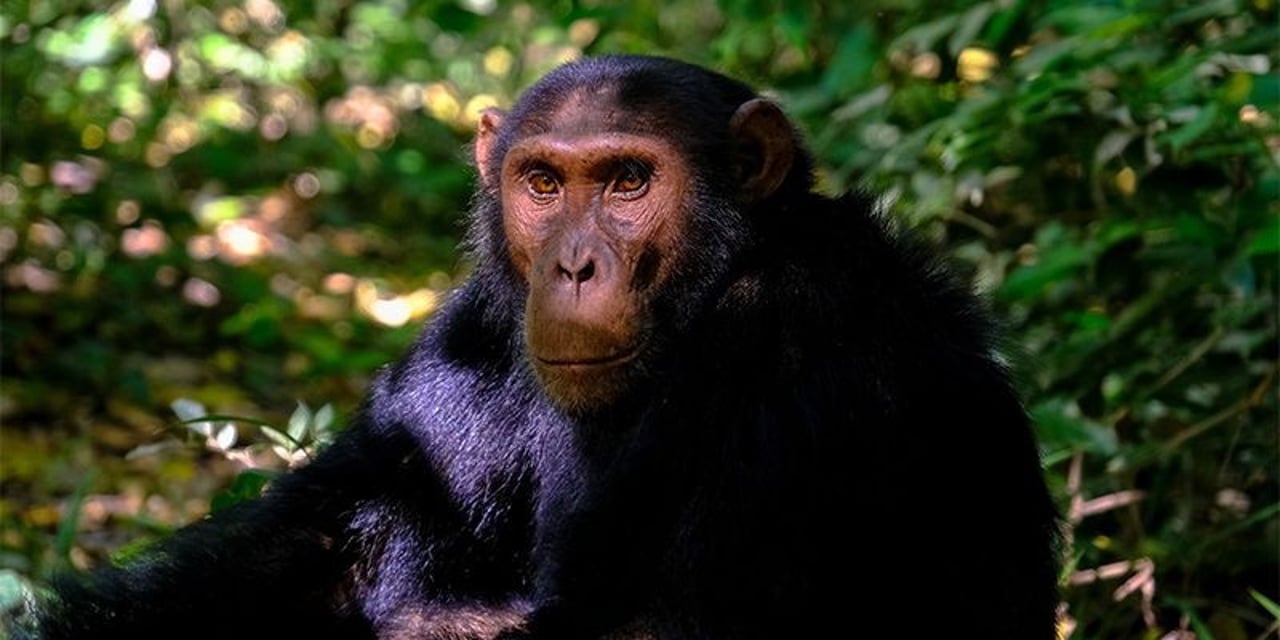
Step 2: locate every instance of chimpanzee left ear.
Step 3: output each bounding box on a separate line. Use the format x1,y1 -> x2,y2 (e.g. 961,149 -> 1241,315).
729,98 -> 795,203
474,107 -> 506,188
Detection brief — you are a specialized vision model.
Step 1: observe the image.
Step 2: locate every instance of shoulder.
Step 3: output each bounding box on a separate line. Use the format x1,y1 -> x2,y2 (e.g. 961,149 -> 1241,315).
761,190 -> 1000,353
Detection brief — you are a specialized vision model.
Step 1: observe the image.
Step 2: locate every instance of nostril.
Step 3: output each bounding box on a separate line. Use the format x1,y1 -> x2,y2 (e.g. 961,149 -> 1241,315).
576,260 -> 595,283
557,258 -> 595,284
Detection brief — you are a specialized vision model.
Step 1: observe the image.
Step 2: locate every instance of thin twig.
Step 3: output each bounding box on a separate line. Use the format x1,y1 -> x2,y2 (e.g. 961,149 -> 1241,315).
1151,325 -> 1226,393
1076,490 -> 1147,519
1161,367 -> 1276,455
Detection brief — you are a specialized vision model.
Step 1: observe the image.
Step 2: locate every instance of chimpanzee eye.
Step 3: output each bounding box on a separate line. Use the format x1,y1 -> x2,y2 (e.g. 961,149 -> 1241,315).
527,170 -> 560,198
612,161 -> 651,196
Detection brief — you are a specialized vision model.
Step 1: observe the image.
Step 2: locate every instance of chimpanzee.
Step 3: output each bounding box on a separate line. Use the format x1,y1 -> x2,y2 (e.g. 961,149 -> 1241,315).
25,55 -> 1059,639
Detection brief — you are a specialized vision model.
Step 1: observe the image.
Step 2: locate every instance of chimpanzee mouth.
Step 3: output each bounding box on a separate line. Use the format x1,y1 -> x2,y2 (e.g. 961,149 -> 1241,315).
535,347 -> 639,368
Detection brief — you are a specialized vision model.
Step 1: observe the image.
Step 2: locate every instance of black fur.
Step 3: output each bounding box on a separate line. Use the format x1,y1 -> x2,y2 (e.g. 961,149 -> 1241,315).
25,55 -> 1059,639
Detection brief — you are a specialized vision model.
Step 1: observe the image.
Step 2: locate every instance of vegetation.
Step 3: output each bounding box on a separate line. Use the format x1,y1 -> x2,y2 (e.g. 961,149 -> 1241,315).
2,0 -> 1275,637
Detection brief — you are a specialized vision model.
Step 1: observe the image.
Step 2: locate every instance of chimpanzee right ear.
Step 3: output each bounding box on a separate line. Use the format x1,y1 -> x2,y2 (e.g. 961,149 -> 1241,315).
474,108 -> 506,188
729,99 -> 795,204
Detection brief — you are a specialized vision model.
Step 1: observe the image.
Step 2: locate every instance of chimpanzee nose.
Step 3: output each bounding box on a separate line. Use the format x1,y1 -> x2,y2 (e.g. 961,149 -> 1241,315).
557,246 -> 596,285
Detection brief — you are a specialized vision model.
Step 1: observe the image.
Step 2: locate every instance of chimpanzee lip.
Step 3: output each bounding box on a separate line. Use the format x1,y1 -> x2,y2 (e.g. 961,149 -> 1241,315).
535,346 -> 638,368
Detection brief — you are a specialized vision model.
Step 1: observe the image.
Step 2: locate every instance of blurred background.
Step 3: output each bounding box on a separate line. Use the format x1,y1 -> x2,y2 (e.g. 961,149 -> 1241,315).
1,0 -> 1276,637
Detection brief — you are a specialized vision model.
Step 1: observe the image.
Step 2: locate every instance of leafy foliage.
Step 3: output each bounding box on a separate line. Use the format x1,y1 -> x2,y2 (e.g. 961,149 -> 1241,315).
1,0 -> 1275,637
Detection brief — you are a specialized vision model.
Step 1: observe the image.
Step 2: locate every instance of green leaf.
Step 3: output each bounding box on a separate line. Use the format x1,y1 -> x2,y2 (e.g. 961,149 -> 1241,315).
1094,129 -> 1137,166
1165,0 -> 1241,27
1246,217 -> 1280,256
1011,36 -> 1081,76
1037,5 -> 1127,32
1160,103 -> 1221,152
43,14 -> 121,66
1174,213 -> 1228,248
180,414 -> 280,430
1249,588 -> 1280,620
821,26 -> 876,98
261,425 -> 299,451
890,14 -> 958,54
1030,398 -> 1119,455
998,243 -> 1092,301
210,470 -> 277,513
1249,74 -> 1280,106
432,4 -> 483,32
778,7 -> 811,49
193,196 -> 247,226
1097,219 -> 1142,250
948,2 -> 996,57
983,0 -> 1028,46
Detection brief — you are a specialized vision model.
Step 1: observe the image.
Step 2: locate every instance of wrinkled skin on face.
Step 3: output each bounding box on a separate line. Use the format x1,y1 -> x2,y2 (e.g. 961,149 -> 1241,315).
474,92 -> 794,413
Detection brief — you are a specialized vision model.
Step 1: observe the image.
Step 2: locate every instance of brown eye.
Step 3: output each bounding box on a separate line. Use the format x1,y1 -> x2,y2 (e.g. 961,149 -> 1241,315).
527,171 -> 559,198
613,162 -> 650,197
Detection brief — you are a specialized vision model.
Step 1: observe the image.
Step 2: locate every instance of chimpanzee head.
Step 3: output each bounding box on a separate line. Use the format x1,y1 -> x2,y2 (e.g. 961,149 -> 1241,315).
470,55 -> 812,412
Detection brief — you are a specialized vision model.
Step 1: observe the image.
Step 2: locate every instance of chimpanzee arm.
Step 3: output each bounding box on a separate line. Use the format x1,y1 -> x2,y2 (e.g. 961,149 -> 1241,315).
29,426 -> 422,639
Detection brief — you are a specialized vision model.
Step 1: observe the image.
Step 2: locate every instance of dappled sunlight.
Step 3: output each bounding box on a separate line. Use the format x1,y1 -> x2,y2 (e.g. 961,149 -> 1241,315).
421,82 -> 461,125
140,47 -> 171,81
181,277 -> 221,307
214,219 -> 274,263
5,261 -> 62,293
107,117 -> 137,143
956,47 -> 998,83
326,86 -> 399,149
49,160 -> 100,194
323,272 -> 356,295
354,280 -> 439,327
120,220 -> 168,258
2,0 -> 1275,636
158,114 -> 200,154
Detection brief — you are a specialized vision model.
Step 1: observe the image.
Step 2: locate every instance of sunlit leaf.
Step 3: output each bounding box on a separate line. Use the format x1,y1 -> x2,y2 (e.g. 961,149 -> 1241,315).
210,470 -> 277,513
5,4 -> 1276,635
1249,588 -> 1280,620
193,196 -> 245,226
314,404 -> 335,432
1094,130 -> 1137,166
214,424 -> 237,450
125,441 -> 185,460
287,403 -> 311,442
0,570 -> 33,612
261,426 -> 297,451
170,398 -> 207,423
42,14 -> 120,66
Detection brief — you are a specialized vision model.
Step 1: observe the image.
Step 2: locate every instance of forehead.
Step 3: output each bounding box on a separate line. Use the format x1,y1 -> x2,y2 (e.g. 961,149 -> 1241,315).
515,86 -> 666,140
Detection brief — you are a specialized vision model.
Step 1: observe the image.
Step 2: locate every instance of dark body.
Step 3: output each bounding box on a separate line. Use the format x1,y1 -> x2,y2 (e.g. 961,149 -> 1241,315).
30,56 -> 1058,639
